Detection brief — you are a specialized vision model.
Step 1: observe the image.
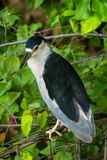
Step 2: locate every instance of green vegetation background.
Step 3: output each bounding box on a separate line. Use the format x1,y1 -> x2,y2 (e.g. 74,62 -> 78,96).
0,0 -> 107,159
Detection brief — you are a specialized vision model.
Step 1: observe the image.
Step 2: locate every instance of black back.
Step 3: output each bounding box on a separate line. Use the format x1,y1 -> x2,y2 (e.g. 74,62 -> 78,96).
43,52 -> 91,122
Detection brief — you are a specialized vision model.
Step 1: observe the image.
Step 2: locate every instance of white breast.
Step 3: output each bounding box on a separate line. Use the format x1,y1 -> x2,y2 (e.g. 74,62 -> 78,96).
27,44 -> 51,78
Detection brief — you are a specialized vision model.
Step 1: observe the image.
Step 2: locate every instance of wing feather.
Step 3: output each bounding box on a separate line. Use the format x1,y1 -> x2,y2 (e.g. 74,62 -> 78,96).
42,52 -> 95,142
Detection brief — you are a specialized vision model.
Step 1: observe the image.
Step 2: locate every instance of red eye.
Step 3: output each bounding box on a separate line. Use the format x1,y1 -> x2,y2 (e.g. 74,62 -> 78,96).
34,45 -> 38,50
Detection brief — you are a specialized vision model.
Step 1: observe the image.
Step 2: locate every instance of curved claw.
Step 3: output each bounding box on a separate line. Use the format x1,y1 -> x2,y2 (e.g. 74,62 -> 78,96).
46,120 -> 62,141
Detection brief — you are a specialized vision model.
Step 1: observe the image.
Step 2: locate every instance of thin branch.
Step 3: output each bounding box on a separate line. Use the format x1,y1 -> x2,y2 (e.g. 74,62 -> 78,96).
71,53 -> 107,65
0,134 -> 48,158
0,123 -> 39,127
75,140 -> 81,160
104,127 -> 107,160
1,33 -> 107,48
0,40 -> 26,47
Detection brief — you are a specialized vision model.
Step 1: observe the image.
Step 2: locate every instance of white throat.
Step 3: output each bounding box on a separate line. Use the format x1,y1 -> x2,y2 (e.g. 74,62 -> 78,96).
27,43 -> 51,78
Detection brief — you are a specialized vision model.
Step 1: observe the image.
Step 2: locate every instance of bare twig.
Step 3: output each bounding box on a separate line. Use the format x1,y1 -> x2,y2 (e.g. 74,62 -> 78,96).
0,134 -> 48,158
0,40 -> 26,47
71,53 -> 107,65
104,127 -> 107,160
0,123 -> 38,127
75,140 -> 81,160
1,33 -> 107,48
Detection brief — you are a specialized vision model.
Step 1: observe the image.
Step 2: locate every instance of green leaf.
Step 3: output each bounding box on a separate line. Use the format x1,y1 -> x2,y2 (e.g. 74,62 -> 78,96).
12,74 -> 22,91
0,147 -> 7,152
73,0 -> 90,20
36,111 -> 48,129
62,10 -> 74,17
21,98 -> 27,110
34,0 -> 44,8
40,142 -> 55,156
9,102 -> 19,113
14,155 -> 21,160
64,0 -> 74,9
0,56 -> 5,79
103,38 -> 107,51
81,16 -> 101,34
0,7 -> 19,28
40,145 -> 50,156
0,105 -> 5,120
51,15 -> 60,27
21,151 -> 32,160
19,67 -> 35,87
28,102 -> 40,110
29,23 -> 42,34
17,25 -> 29,40
5,57 -> 20,75
89,38 -> 101,47
69,19 -> 79,32
0,92 -> 21,106
54,151 -> 72,160
0,81 -> 11,96
92,0 -> 107,22
21,110 -> 33,137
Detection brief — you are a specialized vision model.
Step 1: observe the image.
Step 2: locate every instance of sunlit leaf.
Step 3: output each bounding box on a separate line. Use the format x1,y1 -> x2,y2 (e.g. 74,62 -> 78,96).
81,16 -> 101,34
21,151 -> 32,160
21,110 -> 33,137
62,10 -> 74,17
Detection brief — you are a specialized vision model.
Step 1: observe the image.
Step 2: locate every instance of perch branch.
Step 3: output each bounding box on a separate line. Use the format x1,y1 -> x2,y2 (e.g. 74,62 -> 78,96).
0,134 -> 48,158
0,33 -> 107,48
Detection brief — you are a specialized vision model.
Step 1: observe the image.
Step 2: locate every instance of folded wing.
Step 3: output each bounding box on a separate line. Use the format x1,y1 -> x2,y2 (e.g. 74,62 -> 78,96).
43,52 -> 96,143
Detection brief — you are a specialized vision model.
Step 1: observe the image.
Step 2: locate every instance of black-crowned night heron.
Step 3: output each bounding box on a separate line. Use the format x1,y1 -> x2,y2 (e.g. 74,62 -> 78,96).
20,35 -> 96,143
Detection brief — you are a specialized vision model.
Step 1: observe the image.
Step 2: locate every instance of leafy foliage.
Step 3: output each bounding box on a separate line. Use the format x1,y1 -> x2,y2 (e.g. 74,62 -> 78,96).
0,0 -> 107,160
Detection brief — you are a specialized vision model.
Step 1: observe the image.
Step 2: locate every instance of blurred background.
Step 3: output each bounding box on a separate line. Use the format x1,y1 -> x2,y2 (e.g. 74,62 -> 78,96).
0,0 -> 107,160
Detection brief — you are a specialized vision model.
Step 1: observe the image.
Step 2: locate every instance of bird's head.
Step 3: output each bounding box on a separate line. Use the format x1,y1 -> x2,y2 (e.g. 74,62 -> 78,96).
20,36 -> 46,68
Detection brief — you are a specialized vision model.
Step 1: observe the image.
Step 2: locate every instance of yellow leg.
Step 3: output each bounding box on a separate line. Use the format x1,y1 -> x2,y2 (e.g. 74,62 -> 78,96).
46,119 -> 62,141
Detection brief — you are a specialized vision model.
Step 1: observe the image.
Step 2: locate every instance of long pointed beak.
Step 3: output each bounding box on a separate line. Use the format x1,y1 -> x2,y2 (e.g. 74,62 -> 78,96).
20,52 -> 31,69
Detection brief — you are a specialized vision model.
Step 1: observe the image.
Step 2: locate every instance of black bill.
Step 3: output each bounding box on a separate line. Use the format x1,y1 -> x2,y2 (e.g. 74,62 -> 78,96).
20,52 -> 31,69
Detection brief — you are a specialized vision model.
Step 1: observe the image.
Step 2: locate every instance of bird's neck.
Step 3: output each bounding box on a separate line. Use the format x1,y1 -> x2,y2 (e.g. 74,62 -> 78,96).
27,45 -> 51,77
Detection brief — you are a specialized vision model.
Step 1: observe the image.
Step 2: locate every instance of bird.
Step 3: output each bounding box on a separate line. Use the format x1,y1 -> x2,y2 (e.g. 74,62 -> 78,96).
20,35 -> 96,143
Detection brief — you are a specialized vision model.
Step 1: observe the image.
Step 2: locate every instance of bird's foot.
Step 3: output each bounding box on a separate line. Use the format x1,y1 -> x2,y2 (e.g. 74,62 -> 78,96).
46,120 -> 62,141
46,130 -> 62,141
